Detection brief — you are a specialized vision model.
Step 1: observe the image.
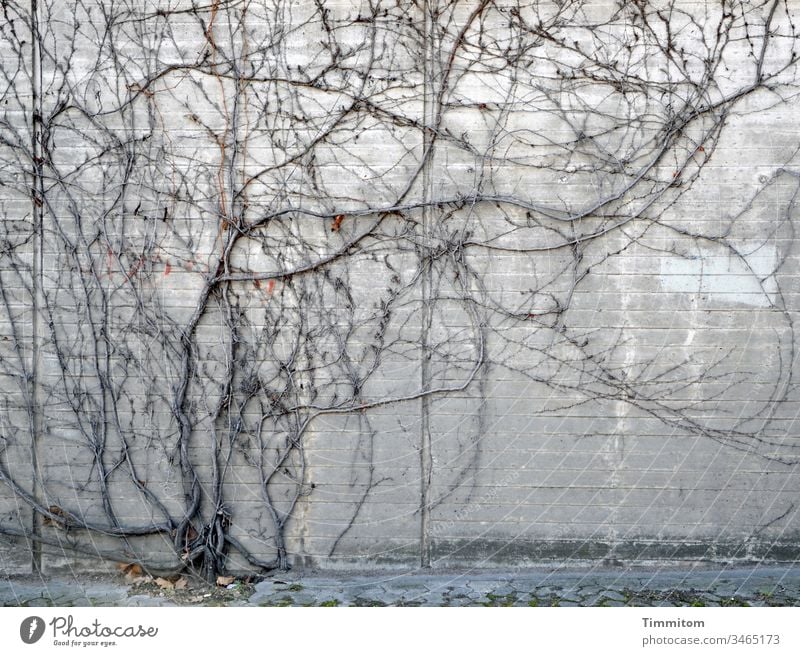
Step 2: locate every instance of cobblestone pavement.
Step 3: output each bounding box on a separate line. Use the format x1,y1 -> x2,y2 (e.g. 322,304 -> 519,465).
1,566 -> 798,607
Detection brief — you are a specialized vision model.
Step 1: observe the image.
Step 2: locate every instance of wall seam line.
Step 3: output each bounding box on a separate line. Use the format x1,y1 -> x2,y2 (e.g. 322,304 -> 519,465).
29,0 -> 44,575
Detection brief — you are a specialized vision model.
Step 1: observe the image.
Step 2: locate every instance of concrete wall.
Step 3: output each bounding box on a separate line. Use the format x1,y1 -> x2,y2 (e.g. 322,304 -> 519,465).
1,0 -> 800,574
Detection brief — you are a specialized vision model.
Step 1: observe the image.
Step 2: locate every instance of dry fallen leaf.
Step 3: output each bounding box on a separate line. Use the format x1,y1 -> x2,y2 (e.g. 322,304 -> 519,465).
216,575 -> 235,586
154,577 -> 174,590
118,563 -> 144,581
174,577 -> 188,590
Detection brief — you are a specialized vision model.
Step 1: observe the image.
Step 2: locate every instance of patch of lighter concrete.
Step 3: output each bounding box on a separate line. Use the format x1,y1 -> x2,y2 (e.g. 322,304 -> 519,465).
660,244 -> 778,307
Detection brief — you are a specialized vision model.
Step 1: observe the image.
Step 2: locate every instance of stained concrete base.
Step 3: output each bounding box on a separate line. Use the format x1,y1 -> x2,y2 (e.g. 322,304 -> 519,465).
1,566 -> 798,607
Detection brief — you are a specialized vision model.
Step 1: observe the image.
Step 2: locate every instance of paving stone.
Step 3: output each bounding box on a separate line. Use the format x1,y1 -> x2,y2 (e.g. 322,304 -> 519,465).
447,597 -> 472,607
465,581 -> 502,595
19,598 -> 55,607
123,595 -> 176,607
287,593 -> 320,606
600,590 -> 627,602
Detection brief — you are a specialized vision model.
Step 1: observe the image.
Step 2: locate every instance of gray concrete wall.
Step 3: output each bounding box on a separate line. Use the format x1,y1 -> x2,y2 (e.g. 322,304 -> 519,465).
1,0 -> 800,574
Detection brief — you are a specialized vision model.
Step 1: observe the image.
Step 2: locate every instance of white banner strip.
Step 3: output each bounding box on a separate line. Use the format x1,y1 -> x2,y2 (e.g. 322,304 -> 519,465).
1,607 -> 799,656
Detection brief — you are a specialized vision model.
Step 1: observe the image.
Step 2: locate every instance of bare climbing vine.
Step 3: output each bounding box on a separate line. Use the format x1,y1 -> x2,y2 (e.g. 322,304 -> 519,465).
0,0 -> 799,577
